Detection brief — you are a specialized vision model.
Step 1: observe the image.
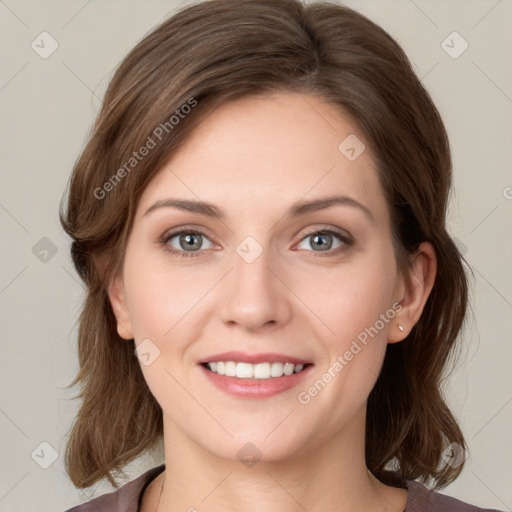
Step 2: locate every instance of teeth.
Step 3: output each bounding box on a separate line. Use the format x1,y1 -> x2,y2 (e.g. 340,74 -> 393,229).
205,361 -> 305,378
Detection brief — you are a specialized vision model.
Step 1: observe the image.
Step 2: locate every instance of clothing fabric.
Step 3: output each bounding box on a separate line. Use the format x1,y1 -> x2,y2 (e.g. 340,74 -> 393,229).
63,463 -> 505,511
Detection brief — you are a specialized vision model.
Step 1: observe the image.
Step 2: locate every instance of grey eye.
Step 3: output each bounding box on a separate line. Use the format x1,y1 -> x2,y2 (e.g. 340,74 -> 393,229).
166,231 -> 213,252
297,232 -> 343,252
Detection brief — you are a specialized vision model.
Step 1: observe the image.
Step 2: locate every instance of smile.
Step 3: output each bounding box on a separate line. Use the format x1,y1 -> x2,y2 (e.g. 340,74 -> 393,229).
202,361 -> 309,379
199,362 -> 313,399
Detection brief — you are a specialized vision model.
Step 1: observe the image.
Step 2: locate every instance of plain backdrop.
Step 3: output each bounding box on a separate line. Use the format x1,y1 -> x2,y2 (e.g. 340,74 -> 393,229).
0,0 -> 511,511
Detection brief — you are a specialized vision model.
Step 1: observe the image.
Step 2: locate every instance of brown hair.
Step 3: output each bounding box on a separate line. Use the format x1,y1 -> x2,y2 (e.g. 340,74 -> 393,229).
60,0 -> 470,491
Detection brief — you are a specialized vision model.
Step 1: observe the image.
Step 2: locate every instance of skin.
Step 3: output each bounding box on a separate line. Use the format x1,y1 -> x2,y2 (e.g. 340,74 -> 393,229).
108,92 -> 436,512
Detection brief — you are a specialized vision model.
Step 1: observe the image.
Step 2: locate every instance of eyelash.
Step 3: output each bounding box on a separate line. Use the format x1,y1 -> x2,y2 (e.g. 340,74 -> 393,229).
159,227 -> 353,259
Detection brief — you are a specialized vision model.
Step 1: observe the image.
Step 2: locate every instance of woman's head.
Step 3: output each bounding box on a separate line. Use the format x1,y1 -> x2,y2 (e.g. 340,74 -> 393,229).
60,0 -> 469,491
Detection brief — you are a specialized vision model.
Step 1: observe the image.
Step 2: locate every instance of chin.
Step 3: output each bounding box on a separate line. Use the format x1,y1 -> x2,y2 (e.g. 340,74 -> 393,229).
203,431 -> 310,466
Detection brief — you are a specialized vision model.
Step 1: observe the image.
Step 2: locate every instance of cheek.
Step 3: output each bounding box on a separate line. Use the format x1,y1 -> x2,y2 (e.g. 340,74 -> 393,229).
122,251 -> 202,403
303,255 -> 396,344
124,273 -> 169,340
123,246 -> 208,340
304,265 -> 395,408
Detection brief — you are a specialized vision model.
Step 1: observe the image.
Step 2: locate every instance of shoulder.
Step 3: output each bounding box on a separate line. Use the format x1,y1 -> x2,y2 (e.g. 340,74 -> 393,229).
404,479 -> 506,512
62,464 -> 165,512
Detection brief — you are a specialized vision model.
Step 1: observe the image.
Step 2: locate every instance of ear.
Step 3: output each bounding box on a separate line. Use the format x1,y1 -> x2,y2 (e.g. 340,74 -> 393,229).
107,274 -> 134,340
389,241 -> 437,343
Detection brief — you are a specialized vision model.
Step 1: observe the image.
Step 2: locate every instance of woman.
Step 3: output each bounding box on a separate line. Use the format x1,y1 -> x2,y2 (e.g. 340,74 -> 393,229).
60,0 -> 504,510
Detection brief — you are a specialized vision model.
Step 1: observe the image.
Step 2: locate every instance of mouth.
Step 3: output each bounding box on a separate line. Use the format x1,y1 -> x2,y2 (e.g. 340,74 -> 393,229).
197,351 -> 314,398
199,359 -> 314,399
200,361 -> 313,379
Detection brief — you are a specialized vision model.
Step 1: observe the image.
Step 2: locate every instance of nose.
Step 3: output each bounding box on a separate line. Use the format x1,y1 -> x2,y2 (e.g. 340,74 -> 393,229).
218,240 -> 292,332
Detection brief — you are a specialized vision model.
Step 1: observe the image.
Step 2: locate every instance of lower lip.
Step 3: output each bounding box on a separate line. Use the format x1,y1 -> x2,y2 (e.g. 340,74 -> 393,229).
199,364 -> 313,399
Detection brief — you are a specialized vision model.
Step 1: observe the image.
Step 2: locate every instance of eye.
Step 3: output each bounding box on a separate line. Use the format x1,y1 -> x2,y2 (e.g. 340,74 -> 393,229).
295,229 -> 352,257
161,229 -> 214,258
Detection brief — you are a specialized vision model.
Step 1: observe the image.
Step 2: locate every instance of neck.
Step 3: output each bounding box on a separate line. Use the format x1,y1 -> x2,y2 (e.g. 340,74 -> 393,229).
152,405 -> 407,512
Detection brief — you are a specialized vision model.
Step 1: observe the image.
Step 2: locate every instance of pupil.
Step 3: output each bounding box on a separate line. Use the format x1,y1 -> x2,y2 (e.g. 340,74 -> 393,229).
312,233 -> 331,251
183,234 -> 200,250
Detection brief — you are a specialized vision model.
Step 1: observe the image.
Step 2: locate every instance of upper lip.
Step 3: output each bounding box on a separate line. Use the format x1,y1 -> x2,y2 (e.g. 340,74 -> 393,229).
199,351 -> 312,365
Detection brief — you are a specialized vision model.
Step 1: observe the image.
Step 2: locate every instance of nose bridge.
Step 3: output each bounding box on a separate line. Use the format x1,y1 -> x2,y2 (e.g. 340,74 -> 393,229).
234,236 -> 274,290
219,232 -> 289,329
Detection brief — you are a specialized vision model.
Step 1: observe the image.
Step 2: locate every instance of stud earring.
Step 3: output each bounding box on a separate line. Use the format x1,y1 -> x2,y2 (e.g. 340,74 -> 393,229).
398,324 -> 405,332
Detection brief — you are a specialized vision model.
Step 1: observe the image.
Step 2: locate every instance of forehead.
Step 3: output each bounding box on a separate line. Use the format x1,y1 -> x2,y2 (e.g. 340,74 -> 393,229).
137,92 -> 389,229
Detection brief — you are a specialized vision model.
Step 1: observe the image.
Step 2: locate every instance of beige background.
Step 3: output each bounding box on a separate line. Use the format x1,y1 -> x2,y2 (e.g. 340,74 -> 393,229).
0,0 -> 511,510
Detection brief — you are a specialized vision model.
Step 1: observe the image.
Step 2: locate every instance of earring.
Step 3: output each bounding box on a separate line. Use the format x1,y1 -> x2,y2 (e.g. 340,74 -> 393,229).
398,324 -> 405,332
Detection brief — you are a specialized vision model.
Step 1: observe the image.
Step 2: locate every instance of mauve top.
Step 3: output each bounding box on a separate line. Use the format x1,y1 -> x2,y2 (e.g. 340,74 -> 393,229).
63,463 -> 505,512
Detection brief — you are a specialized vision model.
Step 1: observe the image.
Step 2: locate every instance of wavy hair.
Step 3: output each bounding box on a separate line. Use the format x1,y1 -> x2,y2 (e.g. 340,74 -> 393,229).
60,0 -> 470,491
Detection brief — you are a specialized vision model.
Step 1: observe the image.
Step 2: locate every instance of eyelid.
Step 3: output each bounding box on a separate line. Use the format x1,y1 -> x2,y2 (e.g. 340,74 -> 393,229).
296,224 -> 354,244
160,225 -> 218,245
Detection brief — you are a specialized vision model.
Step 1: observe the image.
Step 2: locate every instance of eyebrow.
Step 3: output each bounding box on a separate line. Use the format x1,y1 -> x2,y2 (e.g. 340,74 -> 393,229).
143,194 -> 375,224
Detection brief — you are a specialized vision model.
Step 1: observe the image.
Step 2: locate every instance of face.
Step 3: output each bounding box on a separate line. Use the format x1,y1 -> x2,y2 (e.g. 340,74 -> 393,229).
109,92 -> 416,464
